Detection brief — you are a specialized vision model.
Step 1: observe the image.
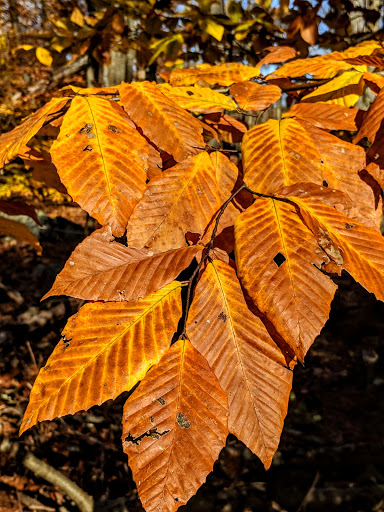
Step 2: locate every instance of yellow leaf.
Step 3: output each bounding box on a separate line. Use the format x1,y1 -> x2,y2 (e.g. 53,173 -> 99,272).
70,7 -> 84,27
36,47 -> 53,67
20,282 -> 183,434
50,96 -> 150,237
205,19 -> 225,41
0,97 -> 69,168
159,83 -> 237,113
302,71 -> 365,107
13,44 -> 34,52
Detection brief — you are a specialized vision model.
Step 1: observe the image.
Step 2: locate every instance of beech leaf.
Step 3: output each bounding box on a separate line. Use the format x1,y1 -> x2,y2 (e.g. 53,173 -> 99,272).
20,282 -> 183,434
122,338 -> 228,512
187,260 -> 294,468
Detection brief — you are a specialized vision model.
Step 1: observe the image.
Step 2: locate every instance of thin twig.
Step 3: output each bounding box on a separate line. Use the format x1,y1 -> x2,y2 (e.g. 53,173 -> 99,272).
296,471 -> 320,512
23,453 -> 93,512
26,340 -> 38,371
179,183 -> 247,339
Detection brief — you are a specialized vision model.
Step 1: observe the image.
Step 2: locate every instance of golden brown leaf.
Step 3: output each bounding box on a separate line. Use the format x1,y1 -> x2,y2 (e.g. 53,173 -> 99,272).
273,40 -> 381,78
20,282 -> 183,434
283,103 -> 358,131
187,260 -> 294,468
20,147 -> 67,194
51,96 -> 149,237
0,97 -> 69,168
0,218 -> 42,255
234,197 -> 337,361
242,118 -> 375,225
160,63 -> 261,87
258,46 -> 297,68
122,338 -> 228,512
202,113 -> 247,143
127,152 -> 237,251
230,82 -> 281,111
353,87 -> 384,143
44,227 -> 203,301
159,84 -> 237,113
0,200 -> 39,224
287,194 -> 384,302
120,81 -> 205,163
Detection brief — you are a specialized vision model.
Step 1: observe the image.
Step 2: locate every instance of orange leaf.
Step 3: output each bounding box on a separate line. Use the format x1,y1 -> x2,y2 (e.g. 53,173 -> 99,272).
234,197 -> 337,361
44,226 -> 203,301
242,118 -> 376,226
160,63 -> 261,87
0,97 -> 69,168
286,193 -> 384,303
0,218 -> 42,255
187,260 -> 294,468
20,282 -> 183,434
127,152 -> 238,251
159,84 -> 237,113
50,96 -> 149,237
120,81 -> 205,162
258,46 -> 297,68
273,40 -> 381,78
353,87 -> 384,144
122,338 -> 228,512
230,82 -> 281,111
283,103 -> 358,131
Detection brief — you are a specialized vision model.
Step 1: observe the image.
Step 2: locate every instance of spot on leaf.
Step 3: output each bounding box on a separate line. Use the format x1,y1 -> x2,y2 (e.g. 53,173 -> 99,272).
322,180 -> 328,187
273,252 -> 286,267
345,223 -> 354,230
108,124 -> 123,134
176,412 -> 191,429
218,311 -> 227,322
83,145 -> 93,152
79,123 -> 93,134
156,397 -> 166,405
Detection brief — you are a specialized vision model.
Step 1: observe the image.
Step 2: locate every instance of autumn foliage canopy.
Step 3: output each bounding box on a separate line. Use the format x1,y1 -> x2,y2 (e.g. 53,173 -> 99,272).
2,39 -> 384,512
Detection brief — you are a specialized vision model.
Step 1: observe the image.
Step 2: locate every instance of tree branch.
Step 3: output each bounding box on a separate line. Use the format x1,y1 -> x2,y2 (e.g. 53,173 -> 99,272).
23,452 -> 93,512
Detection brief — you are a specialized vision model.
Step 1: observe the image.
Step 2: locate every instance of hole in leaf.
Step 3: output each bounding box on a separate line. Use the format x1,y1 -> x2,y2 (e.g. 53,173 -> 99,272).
322,180 -> 328,187
186,91 -> 193,96
273,253 -> 286,267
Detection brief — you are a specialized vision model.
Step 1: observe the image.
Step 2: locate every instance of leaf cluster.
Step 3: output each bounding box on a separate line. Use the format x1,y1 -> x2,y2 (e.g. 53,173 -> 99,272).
1,39 -> 384,512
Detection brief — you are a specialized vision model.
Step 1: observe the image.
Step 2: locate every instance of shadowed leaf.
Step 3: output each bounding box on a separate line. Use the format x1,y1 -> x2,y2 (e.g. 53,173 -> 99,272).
187,260 -> 294,468
44,226 -> 203,301
122,338 -> 228,512
234,197 -> 337,361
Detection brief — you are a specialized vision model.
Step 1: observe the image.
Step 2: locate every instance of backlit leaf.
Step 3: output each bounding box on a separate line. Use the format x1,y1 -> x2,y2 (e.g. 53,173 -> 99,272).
120,81 -> 205,163
187,260 -> 294,468
127,152 -> 237,251
353,87 -> 384,143
160,63 -> 261,87
230,82 -> 281,111
50,96 -> 149,237
159,84 -> 237,113
205,19 -> 225,41
122,338 -> 228,512
44,226 -> 203,301
20,282 -> 183,434
283,103 -> 358,131
302,71 -> 364,107
258,45 -> 297,67
36,47 -> 53,66
234,197 -> 337,361
0,97 -> 69,168
242,118 -> 376,225
273,40 -> 380,78
286,193 -> 384,302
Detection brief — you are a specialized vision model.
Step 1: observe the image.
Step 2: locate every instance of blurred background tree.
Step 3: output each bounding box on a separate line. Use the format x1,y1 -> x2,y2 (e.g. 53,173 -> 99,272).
1,0 -> 383,130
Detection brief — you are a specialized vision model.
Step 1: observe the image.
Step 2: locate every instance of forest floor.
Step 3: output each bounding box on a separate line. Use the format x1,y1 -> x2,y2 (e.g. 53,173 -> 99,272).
1,205 -> 384,512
